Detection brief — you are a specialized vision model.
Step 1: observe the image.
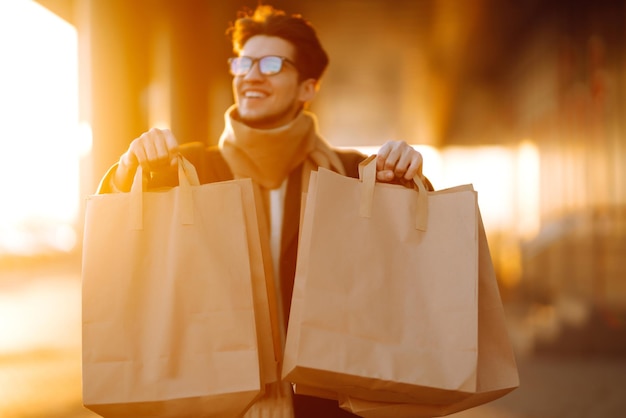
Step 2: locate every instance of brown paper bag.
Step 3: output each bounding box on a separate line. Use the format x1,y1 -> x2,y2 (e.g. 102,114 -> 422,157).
82,157 -> 275,417
337,206 -> 519,417
282,156 -> 518,413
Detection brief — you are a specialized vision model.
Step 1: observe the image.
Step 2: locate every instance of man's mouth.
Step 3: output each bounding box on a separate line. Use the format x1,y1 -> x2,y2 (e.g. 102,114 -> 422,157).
243,90 -> 268,99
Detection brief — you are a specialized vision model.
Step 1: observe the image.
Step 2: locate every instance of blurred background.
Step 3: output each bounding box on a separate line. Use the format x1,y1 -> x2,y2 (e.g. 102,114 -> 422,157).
1,0 -> 625,416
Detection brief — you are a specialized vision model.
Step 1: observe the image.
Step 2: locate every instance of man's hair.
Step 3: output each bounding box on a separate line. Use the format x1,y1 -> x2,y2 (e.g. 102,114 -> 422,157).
227,5 -> 329,81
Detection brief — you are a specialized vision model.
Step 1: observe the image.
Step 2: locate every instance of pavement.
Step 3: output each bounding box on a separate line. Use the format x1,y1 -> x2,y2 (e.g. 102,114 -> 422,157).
1,254 -> 625,418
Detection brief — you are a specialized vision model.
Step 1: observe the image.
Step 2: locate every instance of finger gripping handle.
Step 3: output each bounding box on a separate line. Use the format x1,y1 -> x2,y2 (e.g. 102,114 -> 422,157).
358,155 -> 428,231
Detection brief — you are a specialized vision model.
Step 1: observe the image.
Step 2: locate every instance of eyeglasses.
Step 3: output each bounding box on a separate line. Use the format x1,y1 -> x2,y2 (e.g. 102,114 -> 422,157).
228,55 -> 296,76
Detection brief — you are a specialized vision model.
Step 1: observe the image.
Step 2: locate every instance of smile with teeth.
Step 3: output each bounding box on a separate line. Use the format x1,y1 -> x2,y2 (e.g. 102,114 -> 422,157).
243,91 -> 268,98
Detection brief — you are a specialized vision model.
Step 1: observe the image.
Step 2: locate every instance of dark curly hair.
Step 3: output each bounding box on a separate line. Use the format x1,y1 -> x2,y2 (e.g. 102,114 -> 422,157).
227,5 -> 329,81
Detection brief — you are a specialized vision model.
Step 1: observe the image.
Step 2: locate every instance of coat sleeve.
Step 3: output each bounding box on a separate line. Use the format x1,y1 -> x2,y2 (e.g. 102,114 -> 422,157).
149,142 -> 233,186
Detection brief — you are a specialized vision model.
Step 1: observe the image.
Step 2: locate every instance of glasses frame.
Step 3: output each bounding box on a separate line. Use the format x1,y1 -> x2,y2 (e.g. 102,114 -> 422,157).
228,55 -> 297,77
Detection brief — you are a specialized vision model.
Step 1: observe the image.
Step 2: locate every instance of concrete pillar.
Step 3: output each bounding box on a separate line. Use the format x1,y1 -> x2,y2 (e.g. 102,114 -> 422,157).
75,0 -> 151,191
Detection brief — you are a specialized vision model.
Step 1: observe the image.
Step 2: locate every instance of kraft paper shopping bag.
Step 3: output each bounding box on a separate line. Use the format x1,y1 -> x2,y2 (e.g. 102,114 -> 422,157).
82,157 -> 273,417
337,204 -> 519,417
282,156 -> 518,414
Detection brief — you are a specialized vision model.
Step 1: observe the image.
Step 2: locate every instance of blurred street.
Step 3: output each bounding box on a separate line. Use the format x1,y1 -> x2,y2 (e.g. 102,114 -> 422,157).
0,254 -> 95,418
1,254 -> 625,418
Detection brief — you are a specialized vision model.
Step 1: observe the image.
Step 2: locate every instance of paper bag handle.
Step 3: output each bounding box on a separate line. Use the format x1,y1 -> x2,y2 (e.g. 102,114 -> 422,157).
129,155 -> 200,230
358,155 -> 429,231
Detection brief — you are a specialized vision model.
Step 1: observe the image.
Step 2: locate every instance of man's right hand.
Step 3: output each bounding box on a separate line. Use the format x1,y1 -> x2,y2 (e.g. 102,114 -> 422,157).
113,128 -> 179,191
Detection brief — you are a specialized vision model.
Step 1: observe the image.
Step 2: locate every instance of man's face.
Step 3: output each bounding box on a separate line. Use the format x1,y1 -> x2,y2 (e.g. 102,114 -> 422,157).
233,35 -> 312,129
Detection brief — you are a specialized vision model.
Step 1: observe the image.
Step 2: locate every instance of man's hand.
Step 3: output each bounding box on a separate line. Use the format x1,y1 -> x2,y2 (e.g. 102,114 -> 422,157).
114,128 -> 179,191
375,140 -> 423,184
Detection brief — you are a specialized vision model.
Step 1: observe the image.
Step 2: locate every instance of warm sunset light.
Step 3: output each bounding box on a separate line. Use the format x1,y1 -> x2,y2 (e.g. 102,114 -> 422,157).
0,0 -> 82,255
1,1 -> 624,417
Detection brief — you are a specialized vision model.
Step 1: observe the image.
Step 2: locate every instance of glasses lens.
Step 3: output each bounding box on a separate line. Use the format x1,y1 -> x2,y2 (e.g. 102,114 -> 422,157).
229,57 -> 251,76
258,56 -> 283,75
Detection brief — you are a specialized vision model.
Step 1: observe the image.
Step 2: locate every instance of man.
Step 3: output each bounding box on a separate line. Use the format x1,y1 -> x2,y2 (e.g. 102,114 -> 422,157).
98,5 -> 431,417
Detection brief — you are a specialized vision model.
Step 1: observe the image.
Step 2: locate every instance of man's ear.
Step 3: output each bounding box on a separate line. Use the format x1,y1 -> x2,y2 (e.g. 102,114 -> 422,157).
298,78 -> 319,103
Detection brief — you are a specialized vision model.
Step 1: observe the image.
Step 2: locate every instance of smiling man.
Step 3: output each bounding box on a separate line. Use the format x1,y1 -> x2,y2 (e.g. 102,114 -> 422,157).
98,4 -> 431,417
231,38 -> 310,129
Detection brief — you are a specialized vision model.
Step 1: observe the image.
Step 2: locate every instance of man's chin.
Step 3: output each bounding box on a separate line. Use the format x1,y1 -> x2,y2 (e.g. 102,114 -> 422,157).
237,110 -> 264,122
238,111 -> 287,129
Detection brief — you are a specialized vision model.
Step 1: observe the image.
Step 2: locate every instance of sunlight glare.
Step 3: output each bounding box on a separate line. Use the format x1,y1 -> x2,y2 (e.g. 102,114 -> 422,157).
516,140 -> 541,240
0,0 -> 80,254
440,145 -> 516,232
